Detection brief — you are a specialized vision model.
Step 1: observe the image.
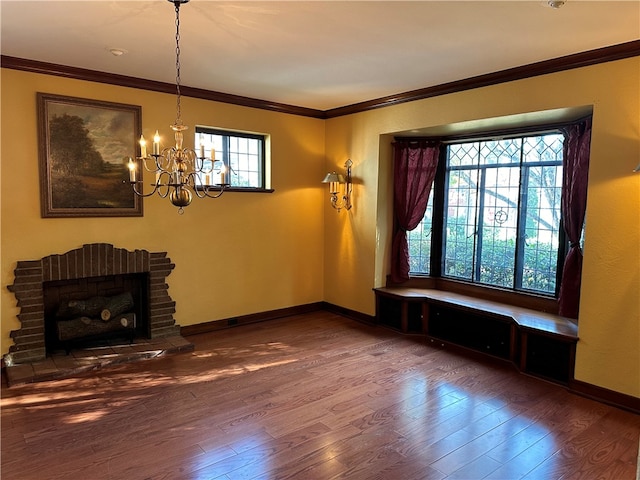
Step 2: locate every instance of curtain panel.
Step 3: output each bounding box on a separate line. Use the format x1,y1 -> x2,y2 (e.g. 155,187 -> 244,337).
391,140 -> 440,283
558,118 -> 592,319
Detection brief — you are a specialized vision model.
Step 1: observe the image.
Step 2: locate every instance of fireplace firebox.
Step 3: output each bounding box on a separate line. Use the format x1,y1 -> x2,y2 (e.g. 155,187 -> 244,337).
43,272 -> 149,354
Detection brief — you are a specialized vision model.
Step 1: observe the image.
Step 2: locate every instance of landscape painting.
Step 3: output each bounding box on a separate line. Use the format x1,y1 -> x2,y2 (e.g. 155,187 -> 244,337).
37,93 -> 142,217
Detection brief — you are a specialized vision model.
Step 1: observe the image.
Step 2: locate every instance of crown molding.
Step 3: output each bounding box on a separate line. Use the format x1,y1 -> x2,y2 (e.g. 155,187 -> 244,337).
0,55 -> 326,119
324,40 -> 640,118
2,40 -> 639,119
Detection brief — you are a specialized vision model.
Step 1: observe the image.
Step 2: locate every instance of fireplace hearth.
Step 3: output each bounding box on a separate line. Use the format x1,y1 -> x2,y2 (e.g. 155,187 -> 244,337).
5,244 -> 193,384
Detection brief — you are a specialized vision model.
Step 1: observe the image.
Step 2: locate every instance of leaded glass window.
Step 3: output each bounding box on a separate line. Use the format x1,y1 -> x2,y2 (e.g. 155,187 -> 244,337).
407,132 -> 565,295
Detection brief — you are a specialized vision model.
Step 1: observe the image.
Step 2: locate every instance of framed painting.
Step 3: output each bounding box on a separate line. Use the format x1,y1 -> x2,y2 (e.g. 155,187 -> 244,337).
37,93 -> 143,217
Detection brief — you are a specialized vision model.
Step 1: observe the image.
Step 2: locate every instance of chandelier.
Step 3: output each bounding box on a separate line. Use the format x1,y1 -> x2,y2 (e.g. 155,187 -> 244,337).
126,0 -> 226,214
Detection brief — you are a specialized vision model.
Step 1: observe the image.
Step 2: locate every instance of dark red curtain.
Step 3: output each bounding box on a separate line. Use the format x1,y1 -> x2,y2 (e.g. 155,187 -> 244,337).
391,140 -> 440,283
558,118 -> 592,318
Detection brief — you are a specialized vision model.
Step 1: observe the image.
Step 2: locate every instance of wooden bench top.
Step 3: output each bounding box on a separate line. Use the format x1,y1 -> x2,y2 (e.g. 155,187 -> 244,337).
374,287 -> 578,340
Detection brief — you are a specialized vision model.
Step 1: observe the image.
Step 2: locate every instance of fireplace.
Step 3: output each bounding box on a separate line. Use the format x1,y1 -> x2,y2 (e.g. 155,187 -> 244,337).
6,243 -> 183,366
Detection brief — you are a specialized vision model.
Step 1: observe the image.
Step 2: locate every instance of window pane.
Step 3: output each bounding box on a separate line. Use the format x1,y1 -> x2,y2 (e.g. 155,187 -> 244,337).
449,142 -> 479,167
443,168 -> 479,280
522,163 -> 563,293
478,166 -> 519,288
523,134 -> 564,163
408,188 -> 434,274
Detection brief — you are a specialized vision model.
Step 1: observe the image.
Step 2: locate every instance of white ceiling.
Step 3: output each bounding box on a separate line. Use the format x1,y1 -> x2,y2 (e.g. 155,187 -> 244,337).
1,1 -> 639,111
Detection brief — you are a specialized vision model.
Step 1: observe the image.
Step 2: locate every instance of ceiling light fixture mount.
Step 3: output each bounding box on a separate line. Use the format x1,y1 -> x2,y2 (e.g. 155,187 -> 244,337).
126,0 -> 227,214
547,0 -> 566,9
108,48 -> 127,57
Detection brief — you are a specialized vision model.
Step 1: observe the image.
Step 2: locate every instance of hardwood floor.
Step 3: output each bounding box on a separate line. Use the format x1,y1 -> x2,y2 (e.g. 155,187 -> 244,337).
2,311 -> 638,479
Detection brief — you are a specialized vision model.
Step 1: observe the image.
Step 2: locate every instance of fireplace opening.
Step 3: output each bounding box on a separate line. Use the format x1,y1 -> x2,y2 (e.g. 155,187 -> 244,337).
43,273 -> 150,354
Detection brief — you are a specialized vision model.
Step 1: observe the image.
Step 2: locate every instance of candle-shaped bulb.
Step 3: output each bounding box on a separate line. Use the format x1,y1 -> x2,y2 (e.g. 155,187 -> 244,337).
139,135 -> 147,158
127,158 -> 136,182
153,130 -> 160,155
220,164 -> 227,185
211,148 -> 215,160
200,143 -> 205,158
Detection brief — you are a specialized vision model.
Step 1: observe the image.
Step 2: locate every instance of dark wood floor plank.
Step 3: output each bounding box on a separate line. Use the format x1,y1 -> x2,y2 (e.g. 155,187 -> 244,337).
447,454 -> 503,480
429,412 -> 534,475
484,421 -> 552,464
483,433 -> 564,479
2,311 -> 638,480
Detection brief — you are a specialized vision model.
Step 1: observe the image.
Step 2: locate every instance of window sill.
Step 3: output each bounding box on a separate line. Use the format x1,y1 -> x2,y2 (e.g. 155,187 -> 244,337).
196,187 -> 275,194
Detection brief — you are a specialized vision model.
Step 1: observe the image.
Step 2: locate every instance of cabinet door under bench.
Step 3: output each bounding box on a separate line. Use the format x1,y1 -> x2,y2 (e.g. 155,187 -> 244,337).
425,304 -> 517,362
374,287 -> 427,334
519,328 -> 577,384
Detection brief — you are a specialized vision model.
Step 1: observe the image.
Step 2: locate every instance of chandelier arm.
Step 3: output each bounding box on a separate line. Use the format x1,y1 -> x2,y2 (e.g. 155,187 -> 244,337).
202,186 -> 226,199
155,171 -> 173,198
184,173 -> 207,199
140,155 -> 164,172
194,155 -> 214,174
125,180 -> 162,198
160,148 -> 177,165
185,173 -> 225,199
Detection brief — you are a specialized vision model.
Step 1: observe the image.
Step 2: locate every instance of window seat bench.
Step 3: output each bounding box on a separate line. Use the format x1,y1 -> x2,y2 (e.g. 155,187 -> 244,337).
373,287 -> 578,385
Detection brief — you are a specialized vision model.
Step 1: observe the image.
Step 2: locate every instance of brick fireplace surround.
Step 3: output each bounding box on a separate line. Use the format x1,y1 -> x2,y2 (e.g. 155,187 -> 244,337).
5,243 -> 194,385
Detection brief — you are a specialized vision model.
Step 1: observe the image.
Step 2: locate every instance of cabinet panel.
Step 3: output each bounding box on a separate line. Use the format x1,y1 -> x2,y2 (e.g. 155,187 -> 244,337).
377,295 -> 402,330
376,295 -> 423,333
429,305 -> 512,360
524,333 -> 574,384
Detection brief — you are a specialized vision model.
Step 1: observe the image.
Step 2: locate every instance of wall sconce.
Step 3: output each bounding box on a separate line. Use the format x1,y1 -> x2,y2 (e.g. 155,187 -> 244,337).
322,159 -> 353,212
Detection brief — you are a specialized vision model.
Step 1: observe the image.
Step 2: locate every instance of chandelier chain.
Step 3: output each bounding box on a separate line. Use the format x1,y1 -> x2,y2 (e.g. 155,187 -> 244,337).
174,2 -> 182,125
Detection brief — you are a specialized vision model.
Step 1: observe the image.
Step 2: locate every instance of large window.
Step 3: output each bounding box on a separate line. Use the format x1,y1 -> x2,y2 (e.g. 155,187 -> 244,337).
196,127 -> 267,190
408,132 -> 565,296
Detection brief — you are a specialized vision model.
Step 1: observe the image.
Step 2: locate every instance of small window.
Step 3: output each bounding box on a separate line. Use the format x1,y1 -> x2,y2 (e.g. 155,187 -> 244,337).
195,127 -> 268,190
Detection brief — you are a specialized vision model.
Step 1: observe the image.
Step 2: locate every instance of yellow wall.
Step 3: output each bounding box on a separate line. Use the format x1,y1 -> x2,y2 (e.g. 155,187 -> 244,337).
3,57 -> 639,399
324,58 -> 640,398
1,69 -> 326,353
